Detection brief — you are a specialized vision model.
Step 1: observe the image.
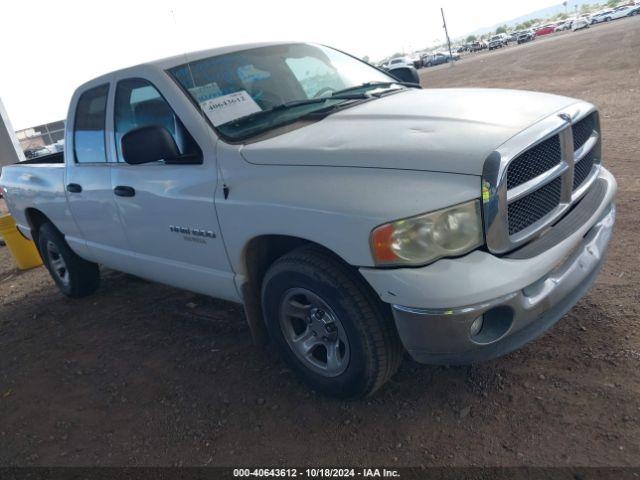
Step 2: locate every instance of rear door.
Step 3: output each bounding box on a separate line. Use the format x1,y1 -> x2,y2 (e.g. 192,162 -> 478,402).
108,75 -> 236,300
65,81 -> 130,264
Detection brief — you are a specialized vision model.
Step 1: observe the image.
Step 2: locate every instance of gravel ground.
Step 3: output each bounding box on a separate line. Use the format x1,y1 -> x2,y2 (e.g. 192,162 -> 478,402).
1,18 -> 639,467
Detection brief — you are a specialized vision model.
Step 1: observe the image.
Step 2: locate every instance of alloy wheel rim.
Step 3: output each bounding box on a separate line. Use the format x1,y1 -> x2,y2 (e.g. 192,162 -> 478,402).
46,241 -> 70,286
278,288 -> 350,377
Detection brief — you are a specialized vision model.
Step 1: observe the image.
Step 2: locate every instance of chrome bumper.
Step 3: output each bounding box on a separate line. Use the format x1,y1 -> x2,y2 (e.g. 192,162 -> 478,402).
391,203 -> 615,365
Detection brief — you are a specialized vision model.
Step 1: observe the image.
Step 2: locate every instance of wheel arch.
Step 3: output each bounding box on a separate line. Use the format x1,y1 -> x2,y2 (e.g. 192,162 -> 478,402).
24,208 -> 56,244
238,234 -> 361,346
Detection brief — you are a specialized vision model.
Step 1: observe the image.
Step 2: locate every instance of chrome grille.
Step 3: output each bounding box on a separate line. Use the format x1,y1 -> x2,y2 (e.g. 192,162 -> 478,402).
574,149 -> 596,190
572,113 -> 595,151
506,135 -> 562,189
508,177 -> 562,235
482,103 -> 602,253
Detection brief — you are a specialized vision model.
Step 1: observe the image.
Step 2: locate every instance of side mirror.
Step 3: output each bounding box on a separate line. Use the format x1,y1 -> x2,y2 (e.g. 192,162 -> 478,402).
121,125 -> 180,165
387,66 -> 420,84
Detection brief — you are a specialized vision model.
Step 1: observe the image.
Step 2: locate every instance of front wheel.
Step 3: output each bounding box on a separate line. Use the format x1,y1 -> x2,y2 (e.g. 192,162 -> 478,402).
261,246 -> 403,398
37,223 -> 100,297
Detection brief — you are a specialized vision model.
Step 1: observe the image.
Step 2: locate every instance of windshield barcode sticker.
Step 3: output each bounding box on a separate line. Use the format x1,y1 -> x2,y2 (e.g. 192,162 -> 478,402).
199,90 -> 262,126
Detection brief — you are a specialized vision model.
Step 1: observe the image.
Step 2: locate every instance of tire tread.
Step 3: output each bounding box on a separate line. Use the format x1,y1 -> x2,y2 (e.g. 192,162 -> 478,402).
263,245 -> 403,397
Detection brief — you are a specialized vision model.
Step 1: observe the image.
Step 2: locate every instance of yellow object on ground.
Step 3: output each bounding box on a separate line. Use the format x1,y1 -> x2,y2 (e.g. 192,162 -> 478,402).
0,214 -> 42,270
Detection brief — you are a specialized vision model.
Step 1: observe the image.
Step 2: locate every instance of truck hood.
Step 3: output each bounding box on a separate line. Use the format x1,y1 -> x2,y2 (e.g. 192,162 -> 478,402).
240,88 -> 579,176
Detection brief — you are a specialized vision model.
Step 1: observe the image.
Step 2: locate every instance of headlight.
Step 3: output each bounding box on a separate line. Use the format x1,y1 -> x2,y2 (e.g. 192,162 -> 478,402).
370,200 -> 483,266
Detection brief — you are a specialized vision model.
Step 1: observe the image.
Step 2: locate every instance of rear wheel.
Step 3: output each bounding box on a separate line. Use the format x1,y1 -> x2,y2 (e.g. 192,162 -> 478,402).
261,246 -> 403,398
37,223 -> 100,297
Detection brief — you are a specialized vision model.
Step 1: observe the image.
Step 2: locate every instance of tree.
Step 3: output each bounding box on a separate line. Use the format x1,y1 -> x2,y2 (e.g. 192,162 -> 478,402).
466,34 -> 477,43
496,25 -> 508,34
606,0 -> 617,6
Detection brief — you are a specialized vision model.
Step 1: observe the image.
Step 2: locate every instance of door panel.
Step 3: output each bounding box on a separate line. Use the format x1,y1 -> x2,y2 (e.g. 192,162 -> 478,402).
66,165 -> 130,263
109,78 -> 236,301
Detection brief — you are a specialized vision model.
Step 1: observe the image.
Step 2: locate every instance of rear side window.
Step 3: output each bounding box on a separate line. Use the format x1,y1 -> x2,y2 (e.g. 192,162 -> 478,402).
114,78 -> 201,163
74,84 -> 109,163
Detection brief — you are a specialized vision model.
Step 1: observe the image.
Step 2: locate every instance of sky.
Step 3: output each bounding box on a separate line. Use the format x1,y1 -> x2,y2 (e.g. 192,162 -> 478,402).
0,0 -> 566,130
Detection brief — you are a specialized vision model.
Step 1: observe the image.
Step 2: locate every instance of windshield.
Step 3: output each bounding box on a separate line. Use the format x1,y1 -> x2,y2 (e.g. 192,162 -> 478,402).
169,43 -> 395,141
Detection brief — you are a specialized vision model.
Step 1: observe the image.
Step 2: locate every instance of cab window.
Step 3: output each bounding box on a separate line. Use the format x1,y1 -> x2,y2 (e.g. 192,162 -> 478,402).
114,78 -> 201,163
74,84 -> 109,164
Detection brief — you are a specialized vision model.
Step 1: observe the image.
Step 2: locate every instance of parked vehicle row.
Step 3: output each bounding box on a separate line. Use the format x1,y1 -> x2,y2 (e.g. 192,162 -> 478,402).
590,4 -> 639,23
386,3 -> 639,68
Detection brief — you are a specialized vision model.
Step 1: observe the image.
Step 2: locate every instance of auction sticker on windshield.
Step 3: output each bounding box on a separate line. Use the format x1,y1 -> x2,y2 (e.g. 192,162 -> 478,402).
200,90 -> 261,126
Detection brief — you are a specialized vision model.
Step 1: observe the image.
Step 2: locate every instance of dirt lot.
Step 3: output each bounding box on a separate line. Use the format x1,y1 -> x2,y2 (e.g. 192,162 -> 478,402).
1,18 -> 639,467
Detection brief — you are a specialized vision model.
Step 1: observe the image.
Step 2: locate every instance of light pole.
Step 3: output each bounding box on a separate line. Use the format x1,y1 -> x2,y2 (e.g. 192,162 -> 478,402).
441,8 -> 454,66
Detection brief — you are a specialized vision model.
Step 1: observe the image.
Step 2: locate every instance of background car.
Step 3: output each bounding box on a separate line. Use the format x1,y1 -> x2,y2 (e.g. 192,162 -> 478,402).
488,34 -> 508,50
385,57 -> 413,69
517,30 -> 535,44
590,9 -> 614,23
534,24 -> 556,36
473,41 -> 488,51
443,51 -> 461,61
572,17 -> 590,31
421,52 -> 459,67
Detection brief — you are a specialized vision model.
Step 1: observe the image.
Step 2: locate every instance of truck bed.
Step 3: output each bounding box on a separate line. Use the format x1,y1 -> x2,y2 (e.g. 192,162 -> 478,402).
19,152 -> 64,165
0,160 -> 66,239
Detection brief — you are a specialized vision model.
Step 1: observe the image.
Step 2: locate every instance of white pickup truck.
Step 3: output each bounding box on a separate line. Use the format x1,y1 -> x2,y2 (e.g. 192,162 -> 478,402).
0,42 -> 616,397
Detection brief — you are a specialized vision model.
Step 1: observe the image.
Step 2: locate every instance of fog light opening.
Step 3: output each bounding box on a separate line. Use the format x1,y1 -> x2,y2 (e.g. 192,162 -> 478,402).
469,315 -> 484,337
470,306 -> 514,345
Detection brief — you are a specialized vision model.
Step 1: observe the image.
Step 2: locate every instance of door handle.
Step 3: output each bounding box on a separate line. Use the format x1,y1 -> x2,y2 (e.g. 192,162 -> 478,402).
114,185 -> 136,197
66,183 -> 82,193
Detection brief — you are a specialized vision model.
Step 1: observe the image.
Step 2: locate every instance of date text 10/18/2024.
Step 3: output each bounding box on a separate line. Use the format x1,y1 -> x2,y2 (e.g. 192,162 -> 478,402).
233,468 -> 401,478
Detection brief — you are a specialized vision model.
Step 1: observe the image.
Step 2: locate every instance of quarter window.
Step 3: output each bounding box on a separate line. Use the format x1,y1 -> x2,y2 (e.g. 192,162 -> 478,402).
114,78 -> 201,163
74,84 -> 109,163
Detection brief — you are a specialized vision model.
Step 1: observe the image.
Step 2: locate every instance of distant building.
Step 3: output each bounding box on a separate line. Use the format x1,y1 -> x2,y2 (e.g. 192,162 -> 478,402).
15,120 -> 65,153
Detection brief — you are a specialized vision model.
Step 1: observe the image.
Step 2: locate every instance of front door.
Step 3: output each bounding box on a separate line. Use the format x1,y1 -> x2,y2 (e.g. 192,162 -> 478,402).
108,77 -> 236,301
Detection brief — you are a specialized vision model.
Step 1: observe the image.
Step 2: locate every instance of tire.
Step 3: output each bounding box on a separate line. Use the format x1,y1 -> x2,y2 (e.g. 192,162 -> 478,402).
261,246 -> 403,398
37,222 -> 100,297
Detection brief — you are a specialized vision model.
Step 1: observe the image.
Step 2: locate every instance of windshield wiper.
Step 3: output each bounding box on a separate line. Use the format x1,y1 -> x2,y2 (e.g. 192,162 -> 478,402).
220,93 -> 368,127
274,93 -> 368,110
330,81 -> 422,97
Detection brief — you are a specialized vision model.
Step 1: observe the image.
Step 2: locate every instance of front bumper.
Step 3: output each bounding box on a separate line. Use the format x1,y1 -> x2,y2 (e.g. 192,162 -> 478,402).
360,168 -> 616,364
